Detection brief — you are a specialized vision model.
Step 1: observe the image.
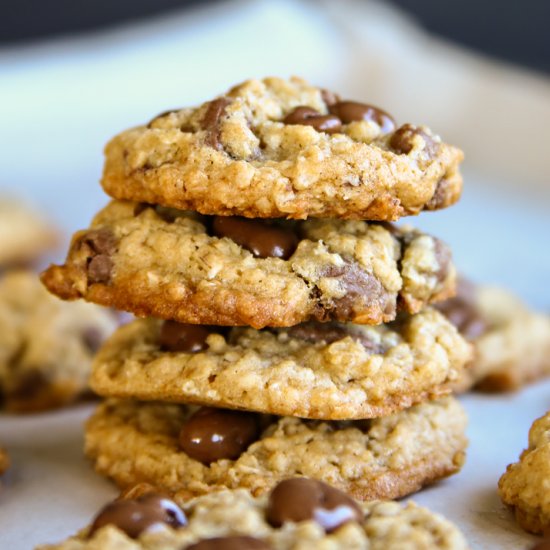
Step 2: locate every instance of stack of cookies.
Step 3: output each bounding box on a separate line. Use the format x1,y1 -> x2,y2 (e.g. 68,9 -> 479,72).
42,77 -> 472,502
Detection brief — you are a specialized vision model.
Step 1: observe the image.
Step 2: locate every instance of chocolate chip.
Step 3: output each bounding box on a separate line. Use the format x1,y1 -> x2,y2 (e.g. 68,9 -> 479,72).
75,229 -> 117,285
266,478 -> 362,532
212,217 -> 298,260
329,101 -> 395,134
435,279 -> 487,340
530,541 -> 550,550
89,493 -> 187,538
146,109 -> 180,128
433,239 -> 452,283
159,321 -> 218,353
178,407 -> 260,465
320,89 -> 341,107
287,322 -> 386,354
202,97 -> 232,150
317,261 -> 394,322
390,123 -> 438,158
426,177 -> 451,210
186,536 -> 271,550
283,106 -> 342,134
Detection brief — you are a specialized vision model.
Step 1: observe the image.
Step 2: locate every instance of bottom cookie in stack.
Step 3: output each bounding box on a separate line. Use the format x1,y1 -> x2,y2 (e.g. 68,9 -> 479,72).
85,396 -> 467,502
37,479 -> 469,549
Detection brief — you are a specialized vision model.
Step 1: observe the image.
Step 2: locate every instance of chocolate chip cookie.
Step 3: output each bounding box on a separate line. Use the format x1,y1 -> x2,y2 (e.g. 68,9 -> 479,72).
101,77 -> 463,221
41,200 -> 456,328
499,410 -> 550,535
0,270 -> 118,412
89,308 -> 470,420
37,481 -> 469,549
437,279 -> 550,392
84,396 -> 467,501
0,197 -> 58,268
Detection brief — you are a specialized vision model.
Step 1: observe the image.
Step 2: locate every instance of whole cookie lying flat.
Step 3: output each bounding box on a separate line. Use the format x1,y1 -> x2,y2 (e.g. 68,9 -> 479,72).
90,309 -> 470,420
101,77 -> 463,221
0,270 -> 118,412
41,200 -> 455,328
437,280 -> 550,392
38,481 -> 469,549
85,397 -> 467,501
0,197 -> 57,268
499,410 -> 550,535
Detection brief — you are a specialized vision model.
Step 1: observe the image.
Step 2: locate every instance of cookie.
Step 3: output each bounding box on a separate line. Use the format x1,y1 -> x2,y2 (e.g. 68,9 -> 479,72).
0,197 -> 58,268
498,410 -> 550,535
37,481 -> 469,550
89,308 -> 470,420
0,270 -> 118,412
437,279 -> 550,392
84,396 -> 467,501
41,200 -> 456,328
101,77 -> 463,221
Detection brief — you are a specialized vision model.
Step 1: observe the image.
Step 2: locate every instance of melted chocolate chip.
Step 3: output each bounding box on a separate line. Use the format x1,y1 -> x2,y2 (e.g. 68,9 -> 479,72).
75,229 -> 117,285
186,536 -> 271,550
329,101 -> 395,134
435,279 -> 488,340
317,261 -> 394,322
266,478 -> 362,532
426,177 -> 451,210
159,321 -> 216,353
89,493 -> 187,538
283,106 -> 342,134
390,123 -> 438,158
179,407 -> 260,465
212,217 -> 298,260
287,323 -> 386,354
202,97 -> 232,150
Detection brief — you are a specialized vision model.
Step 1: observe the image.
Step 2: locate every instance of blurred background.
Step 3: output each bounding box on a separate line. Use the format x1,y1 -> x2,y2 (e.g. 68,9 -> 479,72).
1,0 -> 549,305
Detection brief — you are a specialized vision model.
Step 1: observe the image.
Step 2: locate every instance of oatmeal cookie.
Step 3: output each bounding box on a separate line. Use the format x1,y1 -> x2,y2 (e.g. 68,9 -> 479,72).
37,481 -> 469,549
498,410 -> 550,535
41,200 -> 455,328
0,270 -> 118,412
437,279 -> 550,392
90,309 -> 470,420
84,397 -> 467,501
101,77 -> 463,221
0,197 -> 57,268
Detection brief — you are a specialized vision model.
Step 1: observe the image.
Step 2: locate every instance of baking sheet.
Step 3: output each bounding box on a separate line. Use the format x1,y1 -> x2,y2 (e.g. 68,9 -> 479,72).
1,381 -> 548,548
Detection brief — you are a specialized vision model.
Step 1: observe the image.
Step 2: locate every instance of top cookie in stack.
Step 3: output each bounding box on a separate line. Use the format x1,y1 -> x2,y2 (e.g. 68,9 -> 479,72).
101,77 -> 463,220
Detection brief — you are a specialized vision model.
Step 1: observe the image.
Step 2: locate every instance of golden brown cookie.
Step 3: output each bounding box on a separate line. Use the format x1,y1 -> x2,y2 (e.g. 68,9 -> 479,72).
85,397 -> 467,502
0,270 -> 118,412
437,280 -> 550,392
498,410 -> 550,535
90,309 -> 471,420
41,201 -> 456,328
0,446 -> 9,477
101,77 -> 463,221
37,482 -> 469,549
